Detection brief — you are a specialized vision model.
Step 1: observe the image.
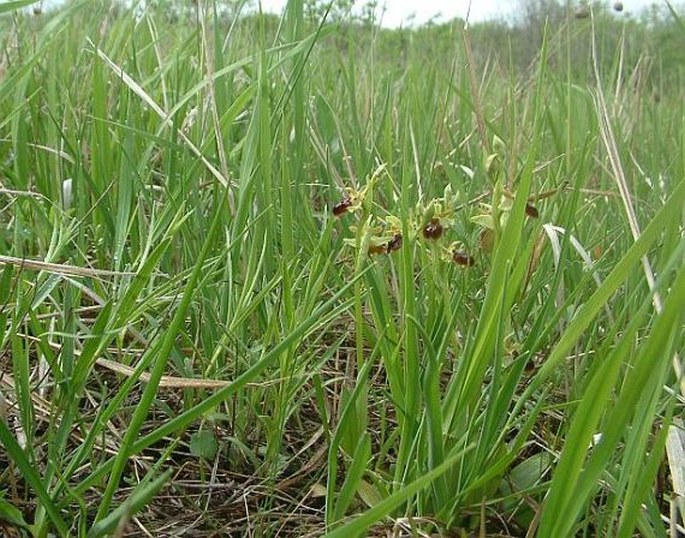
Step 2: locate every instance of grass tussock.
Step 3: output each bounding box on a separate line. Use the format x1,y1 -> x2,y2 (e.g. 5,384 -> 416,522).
0,0 -> 684,536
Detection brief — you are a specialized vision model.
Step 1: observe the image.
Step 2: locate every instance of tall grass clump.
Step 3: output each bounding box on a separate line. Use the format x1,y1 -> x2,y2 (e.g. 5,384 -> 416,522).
0,0 -> 683,536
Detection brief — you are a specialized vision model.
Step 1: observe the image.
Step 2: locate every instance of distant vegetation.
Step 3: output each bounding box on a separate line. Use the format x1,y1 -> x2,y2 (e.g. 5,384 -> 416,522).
0,0 -> 683,536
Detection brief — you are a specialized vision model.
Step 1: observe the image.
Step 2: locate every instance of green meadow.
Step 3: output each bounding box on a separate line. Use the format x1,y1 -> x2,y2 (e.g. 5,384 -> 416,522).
0,0 -> 684,535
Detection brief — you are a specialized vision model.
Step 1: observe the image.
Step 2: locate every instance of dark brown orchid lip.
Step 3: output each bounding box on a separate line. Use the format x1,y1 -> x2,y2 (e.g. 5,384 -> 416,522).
525,203 -> 539,218
386,233 -> 403,252
422,218 -> 443,239
452,250 -> 475,267
332,197 -> 353,217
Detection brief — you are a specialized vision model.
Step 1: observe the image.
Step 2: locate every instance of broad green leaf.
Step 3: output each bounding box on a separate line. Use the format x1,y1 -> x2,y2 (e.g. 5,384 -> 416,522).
189,430 -> 219,461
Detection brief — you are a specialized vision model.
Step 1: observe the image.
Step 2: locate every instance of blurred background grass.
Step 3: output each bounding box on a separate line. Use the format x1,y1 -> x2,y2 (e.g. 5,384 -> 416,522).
0,0 -> 683,536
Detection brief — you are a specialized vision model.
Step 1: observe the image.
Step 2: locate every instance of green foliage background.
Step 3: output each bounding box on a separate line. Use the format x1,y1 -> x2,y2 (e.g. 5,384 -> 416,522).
0,0 -> 683,536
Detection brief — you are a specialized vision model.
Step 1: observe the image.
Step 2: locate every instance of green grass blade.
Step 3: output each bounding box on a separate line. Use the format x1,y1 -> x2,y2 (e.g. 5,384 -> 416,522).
0,420 -> 69,535
324,444 -> 475,538
0,0 -> 40,14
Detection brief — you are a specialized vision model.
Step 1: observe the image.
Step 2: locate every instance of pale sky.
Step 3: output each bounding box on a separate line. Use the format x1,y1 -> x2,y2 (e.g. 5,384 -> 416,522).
258,0 -> 666,27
